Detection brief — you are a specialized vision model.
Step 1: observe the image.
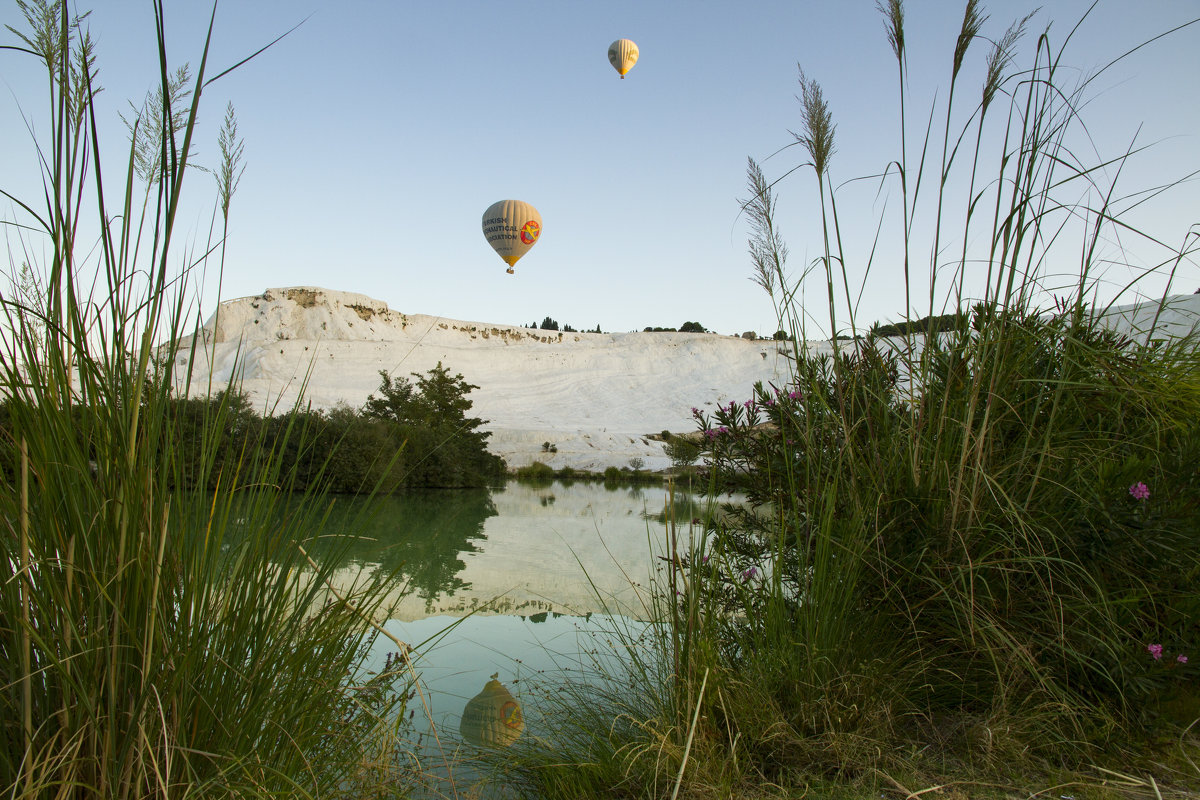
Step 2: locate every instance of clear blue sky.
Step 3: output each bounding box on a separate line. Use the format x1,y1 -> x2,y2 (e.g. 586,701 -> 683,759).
3,1 -> 1198,336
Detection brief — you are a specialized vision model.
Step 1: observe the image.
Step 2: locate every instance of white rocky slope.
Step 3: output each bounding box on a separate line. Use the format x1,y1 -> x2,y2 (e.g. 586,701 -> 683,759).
172,287 -> 1200,471
171,287 -> 795,471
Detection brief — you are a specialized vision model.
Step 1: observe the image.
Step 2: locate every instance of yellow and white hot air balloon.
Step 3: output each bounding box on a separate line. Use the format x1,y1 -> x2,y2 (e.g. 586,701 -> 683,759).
608,38 -> 638,79
482,199 -> 542,275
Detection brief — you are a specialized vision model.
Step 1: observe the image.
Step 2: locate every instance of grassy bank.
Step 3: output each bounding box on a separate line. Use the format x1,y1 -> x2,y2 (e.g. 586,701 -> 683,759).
485,4 -> 1200,798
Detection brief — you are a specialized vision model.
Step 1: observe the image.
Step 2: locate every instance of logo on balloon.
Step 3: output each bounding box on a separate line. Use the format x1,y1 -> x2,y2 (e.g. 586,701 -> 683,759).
520,220 -> 540,245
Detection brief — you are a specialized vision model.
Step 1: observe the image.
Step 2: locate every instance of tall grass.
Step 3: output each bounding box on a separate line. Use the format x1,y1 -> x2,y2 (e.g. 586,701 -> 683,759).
0,3 -> 413,797
508,4 -> 1200,797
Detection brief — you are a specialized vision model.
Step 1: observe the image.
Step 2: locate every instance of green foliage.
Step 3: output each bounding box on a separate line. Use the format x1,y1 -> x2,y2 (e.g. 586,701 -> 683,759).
514,460 -> 555,484
679,321 -> 707,333
540,316 -> 559,331
360,362 -> 507,488
869,310 -> 967,338
0,5 -> 413,796
663,435 -> 701,471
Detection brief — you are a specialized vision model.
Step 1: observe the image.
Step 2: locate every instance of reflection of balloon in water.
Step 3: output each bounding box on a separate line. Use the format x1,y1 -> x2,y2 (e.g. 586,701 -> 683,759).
608,38 -> 638,79
460,676 -> 524,747
482,200 -> 542,275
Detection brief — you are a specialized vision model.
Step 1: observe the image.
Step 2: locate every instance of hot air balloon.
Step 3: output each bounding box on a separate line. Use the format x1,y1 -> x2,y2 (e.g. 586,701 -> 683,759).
482,200 -> 542,275
608,38 -> 638,79
460,676 -> 525,747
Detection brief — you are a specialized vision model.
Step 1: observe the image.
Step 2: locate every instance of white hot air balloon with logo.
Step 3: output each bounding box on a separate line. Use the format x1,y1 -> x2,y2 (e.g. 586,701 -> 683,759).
481,200 -> 542,275
608,39 -> 638,79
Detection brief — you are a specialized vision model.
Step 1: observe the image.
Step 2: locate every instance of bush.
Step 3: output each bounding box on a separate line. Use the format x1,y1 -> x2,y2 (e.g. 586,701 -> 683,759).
514,461 -> 555,484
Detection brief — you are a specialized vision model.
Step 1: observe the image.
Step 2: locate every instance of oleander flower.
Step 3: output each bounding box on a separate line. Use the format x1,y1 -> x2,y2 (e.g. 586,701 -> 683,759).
1147,643 -> 1163,660
1129,482 -> 1150,501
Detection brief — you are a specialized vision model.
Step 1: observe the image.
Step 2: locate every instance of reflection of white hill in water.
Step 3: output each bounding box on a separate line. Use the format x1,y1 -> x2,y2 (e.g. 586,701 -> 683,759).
318,482 -> 706,622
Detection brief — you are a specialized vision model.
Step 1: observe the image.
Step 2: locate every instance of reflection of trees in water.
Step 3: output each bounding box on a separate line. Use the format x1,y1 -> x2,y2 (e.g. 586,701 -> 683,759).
298,489 -> 497,601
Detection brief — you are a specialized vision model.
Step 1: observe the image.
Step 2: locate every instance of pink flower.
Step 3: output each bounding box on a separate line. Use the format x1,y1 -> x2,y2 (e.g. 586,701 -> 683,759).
787,390 -> 802,400
1178,654 -> 1189,665
1148,643 -> 1164,660
741,567 -> 758,581
1129,482 -> 1150,501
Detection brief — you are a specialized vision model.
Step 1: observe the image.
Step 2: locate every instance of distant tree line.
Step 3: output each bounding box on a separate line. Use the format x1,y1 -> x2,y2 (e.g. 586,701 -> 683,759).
528,317 -> 602,333
870,311 -> 968,338
644,321 -> 708,333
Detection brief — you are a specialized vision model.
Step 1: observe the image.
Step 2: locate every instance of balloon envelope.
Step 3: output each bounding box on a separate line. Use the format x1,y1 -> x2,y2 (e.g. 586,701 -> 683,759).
608,39 -> 638,78
482,200 -> 542,275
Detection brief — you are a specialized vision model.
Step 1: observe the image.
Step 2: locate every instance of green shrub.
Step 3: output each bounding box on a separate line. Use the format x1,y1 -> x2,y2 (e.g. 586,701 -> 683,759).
515,461 -> 555,484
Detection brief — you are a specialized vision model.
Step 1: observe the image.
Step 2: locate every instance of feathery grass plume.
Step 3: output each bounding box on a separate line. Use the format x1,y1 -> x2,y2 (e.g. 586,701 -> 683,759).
953,0 -> 987,80
742,158 -> 787,305
878,0 -> 904,61
983,12 -> 1034,114
215,101 -> 245,222
793,68 -> 835,178
121,64 -> 195,185
0,3 -> 419,796
792,67 -> 845,362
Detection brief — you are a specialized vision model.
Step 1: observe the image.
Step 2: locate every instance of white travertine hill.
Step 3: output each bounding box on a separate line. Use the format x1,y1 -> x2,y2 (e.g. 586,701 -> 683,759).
172,287 -> 794,471
172,287 -> 1200,472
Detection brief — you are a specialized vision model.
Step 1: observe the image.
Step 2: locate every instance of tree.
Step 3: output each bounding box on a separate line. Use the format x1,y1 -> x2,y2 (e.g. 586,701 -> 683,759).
680,321 -> 707,333
540,316 -> 559,331
362,363 -> 505,487
664,436 -> 701,471
361,370 -> 422,424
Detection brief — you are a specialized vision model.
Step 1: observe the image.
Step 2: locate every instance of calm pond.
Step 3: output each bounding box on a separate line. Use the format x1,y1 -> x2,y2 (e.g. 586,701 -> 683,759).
310,479 -> 714,792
